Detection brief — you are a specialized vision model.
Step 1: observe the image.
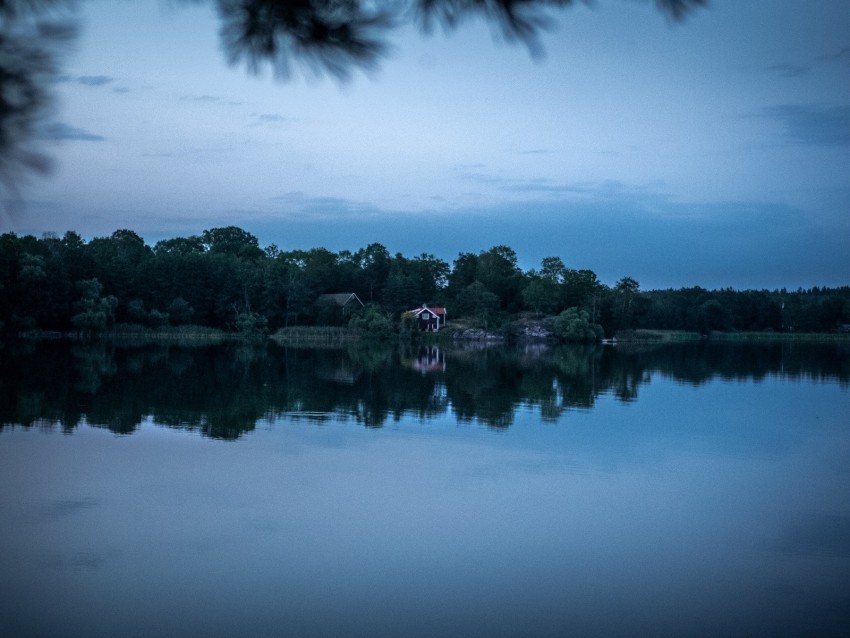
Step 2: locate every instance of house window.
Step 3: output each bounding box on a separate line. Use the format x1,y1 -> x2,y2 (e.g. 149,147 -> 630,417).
422,312 -> 430,319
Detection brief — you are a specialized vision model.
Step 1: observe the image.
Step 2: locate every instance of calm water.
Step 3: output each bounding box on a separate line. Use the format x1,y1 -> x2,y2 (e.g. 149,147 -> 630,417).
1,340 -> 848,637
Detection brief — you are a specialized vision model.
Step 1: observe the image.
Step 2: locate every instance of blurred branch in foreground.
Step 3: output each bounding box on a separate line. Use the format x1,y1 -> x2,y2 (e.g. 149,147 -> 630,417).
0,0 -> 706,204
0,0 -> 76,206
213,0 -> 707,78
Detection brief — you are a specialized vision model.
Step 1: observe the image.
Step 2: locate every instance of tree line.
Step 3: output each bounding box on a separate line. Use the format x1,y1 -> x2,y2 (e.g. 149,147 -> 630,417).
1,227 -> 848,337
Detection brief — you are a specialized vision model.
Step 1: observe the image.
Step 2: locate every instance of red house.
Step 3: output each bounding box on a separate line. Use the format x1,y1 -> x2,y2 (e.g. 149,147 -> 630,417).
409,304 -> 447,332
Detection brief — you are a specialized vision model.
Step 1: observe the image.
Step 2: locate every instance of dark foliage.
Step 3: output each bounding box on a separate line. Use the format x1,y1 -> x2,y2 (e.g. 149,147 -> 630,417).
1,228 -> 848,337
0,0 -> 75,200
213,0 -> 706,76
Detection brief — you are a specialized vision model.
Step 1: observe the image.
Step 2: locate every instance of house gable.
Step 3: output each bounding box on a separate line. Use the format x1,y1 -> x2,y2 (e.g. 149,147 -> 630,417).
315,292 -> 365,325
316,293 -> 364,308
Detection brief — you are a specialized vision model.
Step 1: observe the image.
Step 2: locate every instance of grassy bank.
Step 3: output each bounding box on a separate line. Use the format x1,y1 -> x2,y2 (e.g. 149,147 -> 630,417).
613,329 -> 850,343
16,324 -> 229,345
97,324 -> 229,345
614,330 -> 703,342
271,326 -> 366,347
708,331 -> 850,342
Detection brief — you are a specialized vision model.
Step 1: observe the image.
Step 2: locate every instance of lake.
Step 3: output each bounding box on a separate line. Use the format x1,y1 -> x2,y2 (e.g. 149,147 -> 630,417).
1,339 -> 848,637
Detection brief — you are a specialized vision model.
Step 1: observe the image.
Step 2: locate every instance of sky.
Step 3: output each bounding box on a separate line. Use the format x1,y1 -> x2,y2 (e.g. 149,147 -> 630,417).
3,0 -> 849,290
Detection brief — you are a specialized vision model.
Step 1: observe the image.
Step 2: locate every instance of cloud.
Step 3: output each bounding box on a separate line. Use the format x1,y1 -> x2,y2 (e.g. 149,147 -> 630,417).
77,75 -> 113,86
760,104 -> 850,146
53,75 -> 129,93
138,145 -> 236,160
766,45 -> 850,78
249,113 -> 287,127
36,497 -> 99,522
255,113 -> 286,123
182,94 -> 241,106
815,46 -> 850,64
53,74 -> 115,87
502,178 -> 599,196
766,63 -> 809,78
54,74 -> 115,87
463,175 -> 673,209
515,148 -> 551,155
43,122 -> 105,142
457,170 -> 509,186
269,192 -> 379,220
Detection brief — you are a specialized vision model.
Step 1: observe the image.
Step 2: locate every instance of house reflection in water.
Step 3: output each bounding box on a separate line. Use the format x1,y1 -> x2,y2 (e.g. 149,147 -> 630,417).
409,346 -> 446,374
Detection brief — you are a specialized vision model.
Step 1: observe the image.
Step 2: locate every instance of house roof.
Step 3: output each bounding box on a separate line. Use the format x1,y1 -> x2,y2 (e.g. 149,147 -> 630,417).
410,305 -> 446,316
316,293 -> 364,307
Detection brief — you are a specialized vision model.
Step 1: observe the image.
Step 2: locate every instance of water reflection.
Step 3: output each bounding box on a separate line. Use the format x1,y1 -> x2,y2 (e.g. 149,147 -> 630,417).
1,340 -> 848,438
406,345 -> 446,374
1,341 -> 849,637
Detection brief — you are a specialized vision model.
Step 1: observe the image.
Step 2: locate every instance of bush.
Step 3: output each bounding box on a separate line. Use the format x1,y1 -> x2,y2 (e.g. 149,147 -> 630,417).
235,311 -> 268,338
349,305 -> 393,338
554,308 -> 604,343
399,311 -> 419,339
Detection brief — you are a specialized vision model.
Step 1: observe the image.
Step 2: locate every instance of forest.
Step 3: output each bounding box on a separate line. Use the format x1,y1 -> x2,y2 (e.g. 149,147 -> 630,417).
1,227 -> 849,339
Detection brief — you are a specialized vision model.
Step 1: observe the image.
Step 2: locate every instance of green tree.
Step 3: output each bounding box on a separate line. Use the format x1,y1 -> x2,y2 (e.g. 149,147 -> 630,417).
477,245 -> 524,311
522,277 -> 557,316
201,226 -> 264,260
167,297 -> 195,325
126,298 -> 170,327
15,252 -> 47,328
272,254 -> 315,326
553,307 -> 603,343
154,236 -> 206,256
355,242 -> 391,302
563,268 -> 604,320
382,267 -> 420,317
87,230 -> 153,311
448,252 -> 479,292
235,310 -> 268,338
523,256 -> 569,315
540,256 -> 568,285
299,247 -> 343,295
71,278 -> 117,336
698,299 -> 732,333
349,304 -> 393,338
611,276 -> 641,331
411,253 -> 450,298
455,281 -> 500,328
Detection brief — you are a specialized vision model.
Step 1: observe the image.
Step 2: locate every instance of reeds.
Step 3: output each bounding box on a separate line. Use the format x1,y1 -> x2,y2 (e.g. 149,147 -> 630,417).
100,324 -> 228,345
615,330 -> 703,342
709,331 -> 850,342
271,326 -> 365,347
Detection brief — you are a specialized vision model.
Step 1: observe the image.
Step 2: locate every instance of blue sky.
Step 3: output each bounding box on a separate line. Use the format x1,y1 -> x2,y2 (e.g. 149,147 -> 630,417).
6,0 -> 850,289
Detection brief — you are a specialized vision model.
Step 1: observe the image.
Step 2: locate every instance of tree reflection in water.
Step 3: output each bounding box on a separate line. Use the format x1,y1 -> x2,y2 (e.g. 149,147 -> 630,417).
1,340 -> 847,438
